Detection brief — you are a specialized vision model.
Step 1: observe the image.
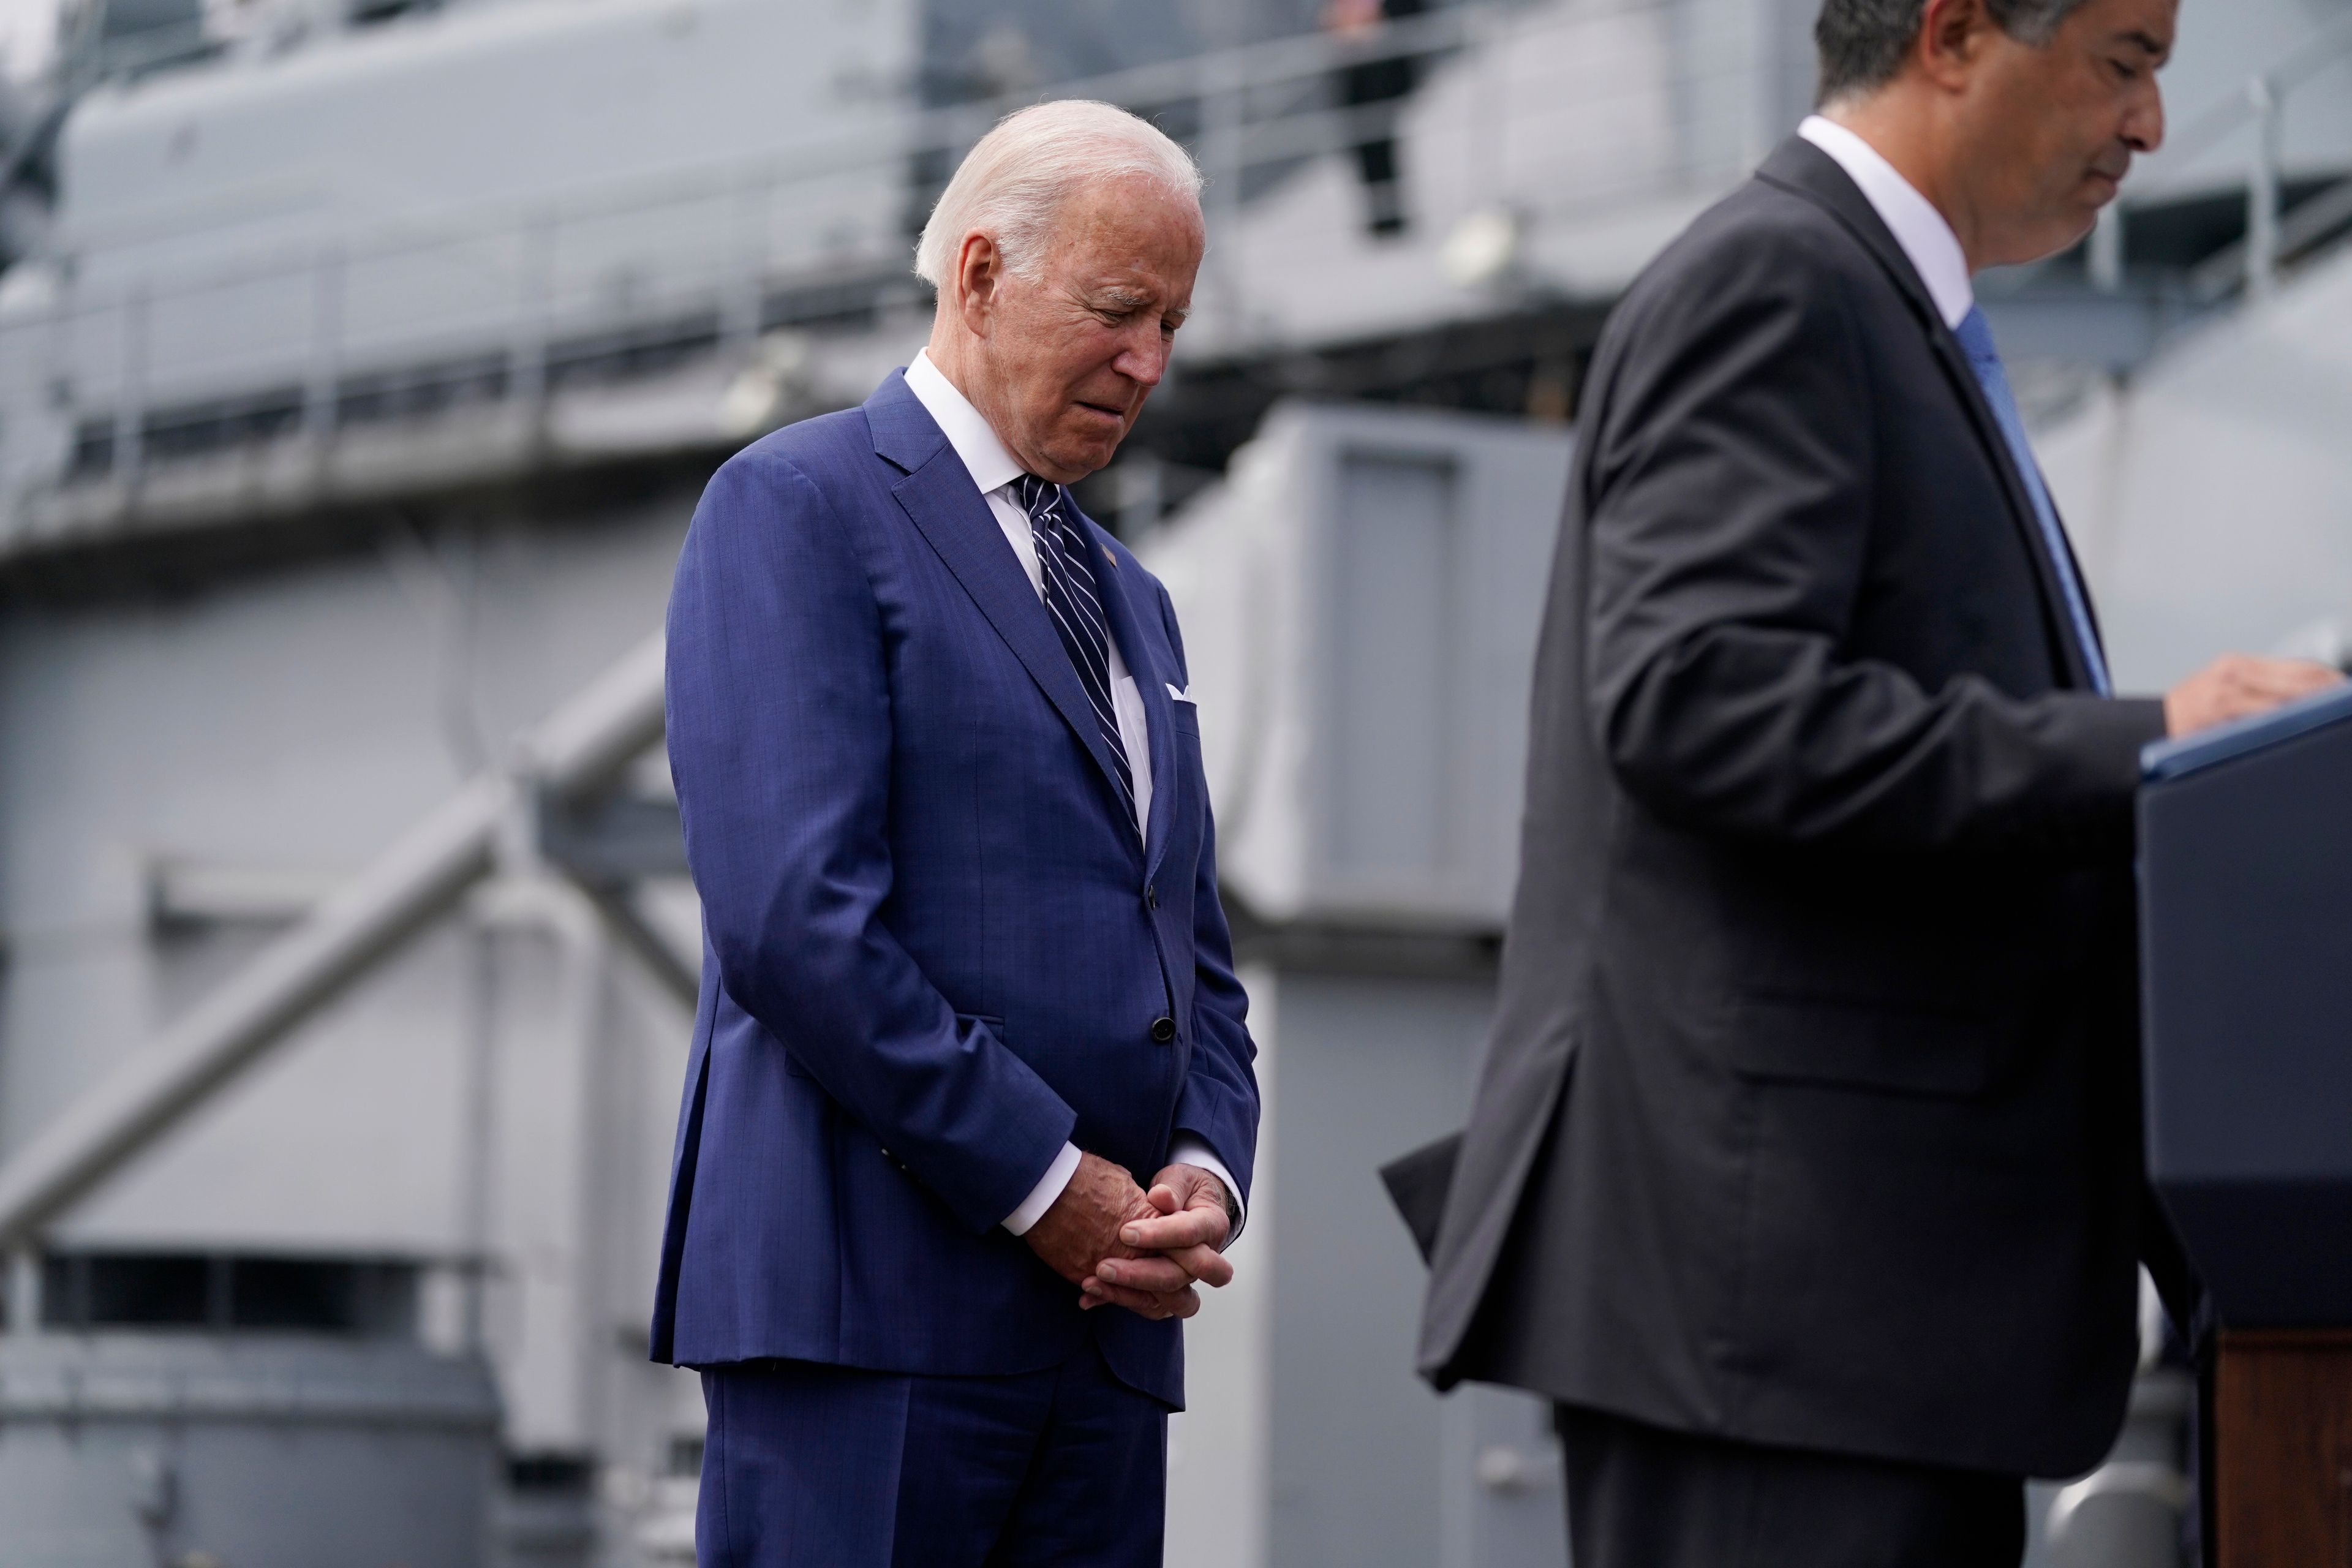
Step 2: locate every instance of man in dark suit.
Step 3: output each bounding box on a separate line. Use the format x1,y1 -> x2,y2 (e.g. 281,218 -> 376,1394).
652,100 -> 1259,1566
1415,1 -> 2339,1562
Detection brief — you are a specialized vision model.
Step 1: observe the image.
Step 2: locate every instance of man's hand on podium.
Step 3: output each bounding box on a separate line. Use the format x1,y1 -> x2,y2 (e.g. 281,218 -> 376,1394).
2164,655 -> 2343,737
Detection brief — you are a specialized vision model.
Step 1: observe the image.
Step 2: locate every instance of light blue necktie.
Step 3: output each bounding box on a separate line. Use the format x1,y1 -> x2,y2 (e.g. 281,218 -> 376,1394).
1953,306 -> 2112,696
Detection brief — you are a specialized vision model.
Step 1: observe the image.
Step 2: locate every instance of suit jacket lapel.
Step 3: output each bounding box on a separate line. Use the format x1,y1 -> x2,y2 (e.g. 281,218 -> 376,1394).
869,374 -> 1141,821
1757,138 -> 2097,692
1075,508 -> 1177,876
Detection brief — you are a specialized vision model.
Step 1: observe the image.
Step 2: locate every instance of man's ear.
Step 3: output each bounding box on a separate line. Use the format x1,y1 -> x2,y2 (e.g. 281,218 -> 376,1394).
1916,0 -> 1993,89
952,231 -> 1002,339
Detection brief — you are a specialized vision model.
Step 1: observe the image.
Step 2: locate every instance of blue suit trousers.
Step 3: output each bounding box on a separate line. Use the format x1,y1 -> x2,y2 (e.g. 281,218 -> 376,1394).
697,1339 -> 1167,1566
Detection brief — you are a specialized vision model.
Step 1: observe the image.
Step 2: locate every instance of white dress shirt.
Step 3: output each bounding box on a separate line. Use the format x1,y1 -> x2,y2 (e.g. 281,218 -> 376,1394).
1798,115 -> 1974,331
902,350 -> 1243,1245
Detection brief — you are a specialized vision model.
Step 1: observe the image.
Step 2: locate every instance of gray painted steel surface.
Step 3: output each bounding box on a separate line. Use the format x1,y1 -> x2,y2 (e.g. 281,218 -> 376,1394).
0,1332 -> 499,1567
0,629 -> 664,1254
0,483 -> 709,1557
6,0 -> 2341,1541
1142,399 -> 1574,929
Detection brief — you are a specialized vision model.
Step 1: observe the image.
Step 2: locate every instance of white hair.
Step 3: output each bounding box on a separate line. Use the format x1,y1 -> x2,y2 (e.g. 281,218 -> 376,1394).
913,99 -> 1204,288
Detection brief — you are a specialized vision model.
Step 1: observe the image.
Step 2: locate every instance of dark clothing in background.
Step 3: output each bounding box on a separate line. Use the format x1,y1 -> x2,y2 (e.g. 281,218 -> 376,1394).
1415,131 -> 2171,1510
1557,1405 -> 2026,1568
1337,0 -> 1428,235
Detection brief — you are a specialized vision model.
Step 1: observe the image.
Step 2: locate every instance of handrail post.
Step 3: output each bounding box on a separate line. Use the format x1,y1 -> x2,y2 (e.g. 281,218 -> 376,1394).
6,1246 -> 40,1335
1471,3 -> 1509,208
511,214 -> 556,440
304,243 -> 345,450
45,274 -> 74,502
113,284 -> 148,485
1201,55 -> 1246,333
2248,74 -> 2282,300
723,175 -> 767,354
2089,202 -> 2124,293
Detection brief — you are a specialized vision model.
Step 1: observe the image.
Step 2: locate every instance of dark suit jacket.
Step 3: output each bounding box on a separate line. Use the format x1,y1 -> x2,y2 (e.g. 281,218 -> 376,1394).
1414,138 -> 2171,1479
650,372 -> 1259,1409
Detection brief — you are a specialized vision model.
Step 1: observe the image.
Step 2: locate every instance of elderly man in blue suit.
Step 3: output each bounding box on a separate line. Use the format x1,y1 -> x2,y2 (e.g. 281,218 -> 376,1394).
649,99 -> 1260,1566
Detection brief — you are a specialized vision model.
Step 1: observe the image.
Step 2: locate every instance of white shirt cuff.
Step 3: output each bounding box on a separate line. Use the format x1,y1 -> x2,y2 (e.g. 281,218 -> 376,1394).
1167,1135 -> 1246,1247
1001,1141 -> 1082,1236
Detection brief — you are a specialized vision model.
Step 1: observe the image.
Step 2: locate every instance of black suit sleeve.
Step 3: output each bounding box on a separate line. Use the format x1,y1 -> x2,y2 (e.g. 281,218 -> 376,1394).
1583,230 -> 2166,855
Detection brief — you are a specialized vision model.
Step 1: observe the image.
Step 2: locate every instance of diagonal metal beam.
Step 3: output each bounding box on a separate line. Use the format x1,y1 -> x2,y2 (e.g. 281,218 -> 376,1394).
573,881 -> 700,1008
511,632 -> 667,796
0,779 -> 507,1251
0,631 -> 670,1252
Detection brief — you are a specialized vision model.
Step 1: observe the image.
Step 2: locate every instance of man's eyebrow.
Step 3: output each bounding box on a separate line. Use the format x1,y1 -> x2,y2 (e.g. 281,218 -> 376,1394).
2117,28 -> 2169,59
1084,284 -> 1186,322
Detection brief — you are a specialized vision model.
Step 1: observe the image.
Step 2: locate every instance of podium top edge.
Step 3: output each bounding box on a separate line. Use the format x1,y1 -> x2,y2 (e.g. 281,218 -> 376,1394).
2142,680 -> 2352,783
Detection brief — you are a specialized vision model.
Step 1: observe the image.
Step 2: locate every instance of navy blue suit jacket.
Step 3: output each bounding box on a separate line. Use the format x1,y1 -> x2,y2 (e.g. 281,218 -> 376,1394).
649,371 -> 1259,1408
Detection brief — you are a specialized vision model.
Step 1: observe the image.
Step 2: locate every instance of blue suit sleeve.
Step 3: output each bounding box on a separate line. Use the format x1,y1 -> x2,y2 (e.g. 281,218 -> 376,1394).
665,447 -> 1078,1234
1157,581 -> 1261,1202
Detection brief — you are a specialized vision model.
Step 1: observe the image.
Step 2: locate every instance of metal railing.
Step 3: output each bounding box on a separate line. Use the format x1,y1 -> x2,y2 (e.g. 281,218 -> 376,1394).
2102,10 -> 2352,303
0,0 -> 1752,513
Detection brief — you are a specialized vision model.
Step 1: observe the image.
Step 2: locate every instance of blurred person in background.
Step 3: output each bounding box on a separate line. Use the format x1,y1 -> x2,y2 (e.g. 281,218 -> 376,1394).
650,100 -> 1259,1567
1416,1 -> 2340,1564
1322,0 -> 1429,237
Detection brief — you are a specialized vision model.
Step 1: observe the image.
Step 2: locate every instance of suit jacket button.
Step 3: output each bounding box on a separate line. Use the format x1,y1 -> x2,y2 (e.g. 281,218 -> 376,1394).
1151,1016 -> 1177,1044
1145,883 -> 1158,908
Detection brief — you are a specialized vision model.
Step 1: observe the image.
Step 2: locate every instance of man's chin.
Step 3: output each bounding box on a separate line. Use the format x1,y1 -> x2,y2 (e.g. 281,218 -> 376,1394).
1042,437 -> 1123,483
2076,168 -> 2130,221
2007,209 -> 2100,269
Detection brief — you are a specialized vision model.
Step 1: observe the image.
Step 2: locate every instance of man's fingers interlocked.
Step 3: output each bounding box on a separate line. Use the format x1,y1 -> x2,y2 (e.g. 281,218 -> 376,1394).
1119,1206 -> 1226,1254
1078,1278 -> 1200,1320
1094,1242 -> 1232,1294
1069,1168 -> 1237,1319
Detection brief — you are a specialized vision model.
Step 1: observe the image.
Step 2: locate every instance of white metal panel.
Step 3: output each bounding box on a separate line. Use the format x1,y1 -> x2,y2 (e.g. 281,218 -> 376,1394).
1327,451 -> 1459,891
1142,399 -> 1572,928
2042,241 -> 2352,692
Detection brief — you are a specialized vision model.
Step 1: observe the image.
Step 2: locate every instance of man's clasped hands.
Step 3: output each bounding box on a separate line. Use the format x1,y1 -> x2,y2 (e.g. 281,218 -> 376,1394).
1023,1152 -> 1235,1322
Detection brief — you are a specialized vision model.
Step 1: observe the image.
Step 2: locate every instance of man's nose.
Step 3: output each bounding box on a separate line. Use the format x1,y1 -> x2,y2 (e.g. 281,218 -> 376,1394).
2126,81 -> 2165,154
1113,326 -> 1170,388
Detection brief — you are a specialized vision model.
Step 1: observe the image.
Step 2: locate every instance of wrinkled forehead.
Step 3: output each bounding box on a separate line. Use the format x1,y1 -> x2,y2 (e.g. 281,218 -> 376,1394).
1041,178 -> 1205,285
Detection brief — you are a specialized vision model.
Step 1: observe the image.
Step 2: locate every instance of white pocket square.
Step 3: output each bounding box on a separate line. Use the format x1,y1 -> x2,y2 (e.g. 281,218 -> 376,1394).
1167,684 -> 1197,704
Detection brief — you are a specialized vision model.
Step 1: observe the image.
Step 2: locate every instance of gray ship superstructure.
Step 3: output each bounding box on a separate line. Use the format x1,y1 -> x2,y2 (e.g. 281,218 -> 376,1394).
0,1 -> 2349,1564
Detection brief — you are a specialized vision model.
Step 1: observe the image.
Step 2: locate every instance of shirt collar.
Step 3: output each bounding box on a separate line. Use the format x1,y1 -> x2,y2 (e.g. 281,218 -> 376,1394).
903,349 -> 1029,497
1798,115 -> 1974,331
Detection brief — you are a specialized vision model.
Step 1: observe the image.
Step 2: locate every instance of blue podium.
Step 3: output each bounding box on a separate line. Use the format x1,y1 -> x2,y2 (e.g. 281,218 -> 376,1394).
2141,682 -> 2352,1328
2141,683 -> 2352,1565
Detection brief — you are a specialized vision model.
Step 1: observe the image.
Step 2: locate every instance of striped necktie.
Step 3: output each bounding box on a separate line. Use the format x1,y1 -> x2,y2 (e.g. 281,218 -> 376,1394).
1014,473 -> 1134,810
1954,306 -> 2113,695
